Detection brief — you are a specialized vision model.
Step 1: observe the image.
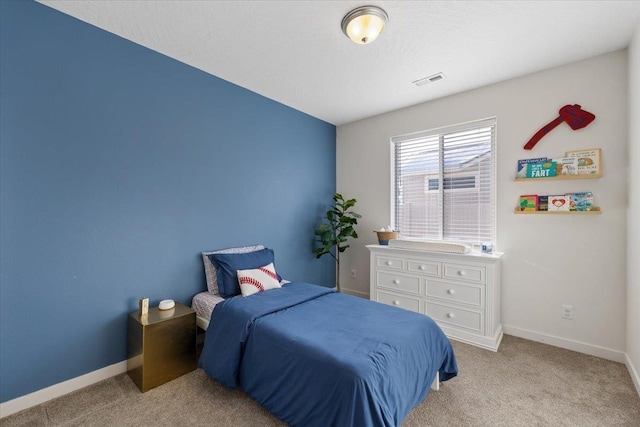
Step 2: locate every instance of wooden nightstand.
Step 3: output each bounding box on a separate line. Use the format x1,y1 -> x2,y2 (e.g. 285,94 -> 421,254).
127,302 -> 196,392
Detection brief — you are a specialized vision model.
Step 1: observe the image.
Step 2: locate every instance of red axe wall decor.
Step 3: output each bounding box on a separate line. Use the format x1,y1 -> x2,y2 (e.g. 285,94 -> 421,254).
523,104 -> 596,150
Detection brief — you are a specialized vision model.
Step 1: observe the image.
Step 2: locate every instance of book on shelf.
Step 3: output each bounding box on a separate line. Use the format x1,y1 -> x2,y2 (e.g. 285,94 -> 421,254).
526,161 -> 557,178
551,157 -> 579,175
547,195 -> 570,211
567,192 -> 594,211
517,157 -> 548,178
565,148 -> 601,175
538,195 -> 548,211
518,195 -> 538,211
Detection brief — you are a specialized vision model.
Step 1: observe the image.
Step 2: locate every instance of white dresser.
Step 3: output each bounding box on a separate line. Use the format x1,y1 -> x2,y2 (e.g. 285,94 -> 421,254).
367,244 -> 503,351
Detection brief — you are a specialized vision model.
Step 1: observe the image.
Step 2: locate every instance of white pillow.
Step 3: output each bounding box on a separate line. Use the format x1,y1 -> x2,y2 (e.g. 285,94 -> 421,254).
237,263 -> 281,297
202,245 -> 265,294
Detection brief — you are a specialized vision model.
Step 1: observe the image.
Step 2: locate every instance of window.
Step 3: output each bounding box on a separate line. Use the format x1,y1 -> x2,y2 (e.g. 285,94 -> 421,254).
427,176 -> 477,191
392,118 -> 496,244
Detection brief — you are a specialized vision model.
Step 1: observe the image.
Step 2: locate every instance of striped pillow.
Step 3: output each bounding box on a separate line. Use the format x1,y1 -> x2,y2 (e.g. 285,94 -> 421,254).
237,263 -> 281,297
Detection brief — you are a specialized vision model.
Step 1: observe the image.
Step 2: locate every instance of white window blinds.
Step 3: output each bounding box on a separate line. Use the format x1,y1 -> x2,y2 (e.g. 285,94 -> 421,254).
391,118 -> 496,244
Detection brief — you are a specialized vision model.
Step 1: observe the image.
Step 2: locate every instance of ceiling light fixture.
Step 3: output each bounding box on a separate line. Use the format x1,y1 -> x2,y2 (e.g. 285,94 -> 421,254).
341,5 -> 388,45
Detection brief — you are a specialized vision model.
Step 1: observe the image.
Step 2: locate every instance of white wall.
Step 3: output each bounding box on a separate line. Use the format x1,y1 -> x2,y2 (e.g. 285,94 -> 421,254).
337,50 -> 628,361
627,23 -> 640,393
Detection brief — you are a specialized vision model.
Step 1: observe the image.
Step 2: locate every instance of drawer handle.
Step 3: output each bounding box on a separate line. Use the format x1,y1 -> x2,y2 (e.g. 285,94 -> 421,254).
447,289 -> 456,295
419,265 -> 426,270
458,270 -> 466,276
392,279 -> 400,285
386,261 -> 392,266
393,300 -> 400,306
446,312 -> 455,319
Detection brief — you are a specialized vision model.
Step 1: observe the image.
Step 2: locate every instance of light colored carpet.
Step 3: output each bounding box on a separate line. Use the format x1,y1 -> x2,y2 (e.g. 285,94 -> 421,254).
2,335 -> 639,426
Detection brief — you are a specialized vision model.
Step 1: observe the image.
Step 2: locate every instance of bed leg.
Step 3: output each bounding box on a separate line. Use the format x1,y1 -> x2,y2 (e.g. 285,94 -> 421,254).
430,371 -> 440,391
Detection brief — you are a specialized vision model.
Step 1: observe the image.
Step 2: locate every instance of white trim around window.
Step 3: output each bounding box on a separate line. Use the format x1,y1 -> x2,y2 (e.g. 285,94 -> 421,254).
390,117 -> 497,246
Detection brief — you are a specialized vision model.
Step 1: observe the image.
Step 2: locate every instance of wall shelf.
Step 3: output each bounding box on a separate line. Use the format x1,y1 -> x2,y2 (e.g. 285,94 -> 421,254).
515,150 -> 602,214
515,173 -> 602,182
513,207 -> 601,215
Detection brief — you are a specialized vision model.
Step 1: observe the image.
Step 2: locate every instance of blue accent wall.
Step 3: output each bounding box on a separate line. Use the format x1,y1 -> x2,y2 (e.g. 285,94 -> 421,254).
0,1 -> 336,402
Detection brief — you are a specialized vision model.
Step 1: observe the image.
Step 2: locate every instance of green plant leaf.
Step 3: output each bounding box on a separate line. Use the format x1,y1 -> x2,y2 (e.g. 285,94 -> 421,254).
315,223 -> 332,233
339,216 -> 354,224
343,199 -> 356,210
313,247 -> 327,256
320,235 -> 334,246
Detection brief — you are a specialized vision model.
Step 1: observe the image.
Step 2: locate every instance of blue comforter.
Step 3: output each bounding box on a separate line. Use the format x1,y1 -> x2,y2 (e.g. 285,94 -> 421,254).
199,282 -> 457,427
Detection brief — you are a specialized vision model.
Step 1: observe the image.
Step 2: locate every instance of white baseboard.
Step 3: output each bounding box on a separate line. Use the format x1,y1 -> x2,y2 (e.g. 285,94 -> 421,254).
0,361 -> 127,418
340,287 -> 369,299
502,324 -> 626,363
443,324 -> 504,352
625,353 -> 640,397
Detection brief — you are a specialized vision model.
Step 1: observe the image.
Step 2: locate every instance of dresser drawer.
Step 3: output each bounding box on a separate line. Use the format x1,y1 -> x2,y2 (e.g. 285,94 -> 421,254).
426,302 -> 483,333
407,260 -> 440,276
427,280 -> 484,308
376,291 -> 422,314
443,263 -> 485,284
376,256 -> 404,270
377,272 -> 421,294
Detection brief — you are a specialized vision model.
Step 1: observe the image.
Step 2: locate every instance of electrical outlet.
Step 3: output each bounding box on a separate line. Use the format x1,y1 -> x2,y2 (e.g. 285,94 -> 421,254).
561,304 -> 574,320
350,269 -> 357,279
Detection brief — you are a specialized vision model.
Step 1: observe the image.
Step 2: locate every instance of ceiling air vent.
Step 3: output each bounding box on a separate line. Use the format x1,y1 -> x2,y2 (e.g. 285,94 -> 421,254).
412,72 -> 446,87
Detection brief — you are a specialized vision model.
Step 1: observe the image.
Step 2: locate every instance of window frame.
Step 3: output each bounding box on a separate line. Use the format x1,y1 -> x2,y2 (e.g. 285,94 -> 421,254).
390,117 -> 497,246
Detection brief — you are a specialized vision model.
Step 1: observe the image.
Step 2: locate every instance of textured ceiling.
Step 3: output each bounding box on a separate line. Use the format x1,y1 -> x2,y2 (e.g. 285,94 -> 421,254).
38,1 -> 640,126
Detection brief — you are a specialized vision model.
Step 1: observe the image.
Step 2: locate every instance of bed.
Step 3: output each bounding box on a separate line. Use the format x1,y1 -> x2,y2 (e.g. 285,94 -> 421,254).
191,291 -> 224,330
195,246 -> 458,427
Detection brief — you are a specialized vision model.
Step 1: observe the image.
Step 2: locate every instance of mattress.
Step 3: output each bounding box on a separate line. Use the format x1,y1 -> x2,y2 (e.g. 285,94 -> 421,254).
191,291 -> 225,330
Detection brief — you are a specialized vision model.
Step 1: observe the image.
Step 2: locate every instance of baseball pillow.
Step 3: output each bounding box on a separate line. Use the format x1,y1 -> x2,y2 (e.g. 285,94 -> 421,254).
237,262 -> 281,297
202,244 -> 265,294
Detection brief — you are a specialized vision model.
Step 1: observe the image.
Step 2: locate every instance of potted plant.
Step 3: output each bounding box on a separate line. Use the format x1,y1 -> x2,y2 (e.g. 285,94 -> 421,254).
313,193 -> 361,292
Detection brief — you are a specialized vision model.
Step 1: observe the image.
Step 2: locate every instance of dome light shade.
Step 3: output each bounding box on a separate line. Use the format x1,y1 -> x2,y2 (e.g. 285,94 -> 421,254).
341,6 -> 388,45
